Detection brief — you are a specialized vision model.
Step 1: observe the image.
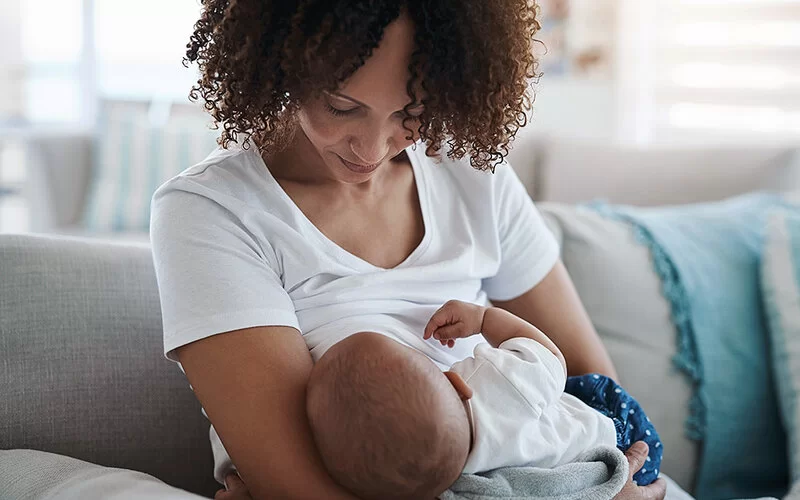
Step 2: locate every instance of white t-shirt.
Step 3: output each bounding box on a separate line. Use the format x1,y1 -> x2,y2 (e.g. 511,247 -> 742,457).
452,337 -> 618,474
149,139 -> 560,483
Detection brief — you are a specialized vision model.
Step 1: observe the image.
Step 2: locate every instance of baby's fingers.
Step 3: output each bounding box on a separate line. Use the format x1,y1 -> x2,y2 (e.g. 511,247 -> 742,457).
432,324 -> 464,340
425,309 -> 455,339
423,319 -> 440,340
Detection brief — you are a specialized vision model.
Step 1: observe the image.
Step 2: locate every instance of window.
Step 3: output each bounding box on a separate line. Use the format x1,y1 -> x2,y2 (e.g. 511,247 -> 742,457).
4,0 -> 204,126
643,0 -> 800,142
94,0 -> 203,101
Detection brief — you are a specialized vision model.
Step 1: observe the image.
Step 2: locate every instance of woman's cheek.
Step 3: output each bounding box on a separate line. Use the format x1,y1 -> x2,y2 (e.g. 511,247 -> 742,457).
303,108 -> 348,144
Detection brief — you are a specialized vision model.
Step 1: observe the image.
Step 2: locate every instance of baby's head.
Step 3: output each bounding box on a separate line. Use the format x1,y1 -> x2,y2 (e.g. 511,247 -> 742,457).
307,332 -> 472,500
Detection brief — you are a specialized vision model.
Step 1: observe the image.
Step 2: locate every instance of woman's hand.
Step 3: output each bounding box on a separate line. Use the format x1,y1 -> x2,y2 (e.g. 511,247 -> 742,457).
214,472 -> 254,500
613,442 -> 667,500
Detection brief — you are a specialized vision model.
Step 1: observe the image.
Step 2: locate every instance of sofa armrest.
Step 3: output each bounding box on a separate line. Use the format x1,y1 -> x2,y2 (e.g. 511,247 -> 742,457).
24,132 -> 94,232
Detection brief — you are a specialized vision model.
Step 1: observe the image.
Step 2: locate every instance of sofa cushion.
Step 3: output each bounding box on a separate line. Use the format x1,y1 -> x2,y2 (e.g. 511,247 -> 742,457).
0,449 -> 208,500
539,203 -> 699,493
0,234 -> 219,498
762,204 -> 800,486
584,195 -> 789,500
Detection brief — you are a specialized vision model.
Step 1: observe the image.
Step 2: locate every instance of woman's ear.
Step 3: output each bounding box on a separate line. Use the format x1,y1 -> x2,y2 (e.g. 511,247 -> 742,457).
444,370 -> 473,400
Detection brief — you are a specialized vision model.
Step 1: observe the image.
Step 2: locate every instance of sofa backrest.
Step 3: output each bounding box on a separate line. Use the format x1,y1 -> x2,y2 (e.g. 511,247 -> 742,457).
537,138 -> 800,206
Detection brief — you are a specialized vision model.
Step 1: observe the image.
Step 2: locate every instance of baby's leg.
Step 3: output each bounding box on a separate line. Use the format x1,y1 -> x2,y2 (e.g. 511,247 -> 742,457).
565,374 -> 663,486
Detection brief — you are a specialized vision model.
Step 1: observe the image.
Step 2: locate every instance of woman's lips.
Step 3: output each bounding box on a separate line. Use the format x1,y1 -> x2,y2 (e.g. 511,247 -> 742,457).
338,155 -> 381,174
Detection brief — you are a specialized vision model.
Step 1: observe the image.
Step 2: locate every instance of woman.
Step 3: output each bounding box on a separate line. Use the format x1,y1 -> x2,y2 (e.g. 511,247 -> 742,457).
150,2 -> 669,499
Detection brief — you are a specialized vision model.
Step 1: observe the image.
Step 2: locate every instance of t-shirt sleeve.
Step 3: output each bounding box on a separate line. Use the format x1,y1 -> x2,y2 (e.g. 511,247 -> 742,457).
472,338 -> 566,417
482,164 -> 560,301
150,180 -> 300,364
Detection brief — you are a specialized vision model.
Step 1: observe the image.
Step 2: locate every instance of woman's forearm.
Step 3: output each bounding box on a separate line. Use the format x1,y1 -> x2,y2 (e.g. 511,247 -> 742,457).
174,325 -> 360,500
491,260 -> 619,380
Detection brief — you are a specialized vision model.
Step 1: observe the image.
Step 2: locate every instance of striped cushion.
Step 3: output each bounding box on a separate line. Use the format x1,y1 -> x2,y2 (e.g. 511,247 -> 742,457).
762,201 -> 800,485
82,107 -> 219,232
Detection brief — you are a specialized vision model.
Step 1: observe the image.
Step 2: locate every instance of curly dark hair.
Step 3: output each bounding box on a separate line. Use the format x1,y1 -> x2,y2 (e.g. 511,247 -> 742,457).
184,0 -> 541,172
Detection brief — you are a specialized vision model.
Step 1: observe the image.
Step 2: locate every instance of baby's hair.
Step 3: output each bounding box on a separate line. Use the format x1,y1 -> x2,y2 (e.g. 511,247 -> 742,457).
307,334 -> 469,500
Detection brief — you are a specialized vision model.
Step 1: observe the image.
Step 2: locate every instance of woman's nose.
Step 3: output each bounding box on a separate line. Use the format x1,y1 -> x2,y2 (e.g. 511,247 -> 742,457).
349,116 -> 414,163
349,137 -> 392,165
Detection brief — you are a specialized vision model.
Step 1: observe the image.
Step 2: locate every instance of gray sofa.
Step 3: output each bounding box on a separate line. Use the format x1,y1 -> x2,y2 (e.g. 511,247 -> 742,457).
0,201 -> 712,499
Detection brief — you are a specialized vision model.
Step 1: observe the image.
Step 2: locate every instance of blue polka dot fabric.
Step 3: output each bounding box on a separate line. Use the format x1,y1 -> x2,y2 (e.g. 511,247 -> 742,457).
565,374 -> 662,486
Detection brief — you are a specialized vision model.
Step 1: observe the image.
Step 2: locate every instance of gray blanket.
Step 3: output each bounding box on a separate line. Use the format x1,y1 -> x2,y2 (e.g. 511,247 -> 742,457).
441,445 -> 629,500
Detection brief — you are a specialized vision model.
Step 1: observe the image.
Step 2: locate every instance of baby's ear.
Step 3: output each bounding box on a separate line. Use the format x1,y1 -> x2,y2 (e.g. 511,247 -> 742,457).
444,371 -> 473,400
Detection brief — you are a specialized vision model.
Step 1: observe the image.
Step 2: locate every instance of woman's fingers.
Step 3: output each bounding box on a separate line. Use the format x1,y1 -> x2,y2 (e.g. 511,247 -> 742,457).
225,472 -> 244,490
640,478 -> 667,500
614,443 -> 666,500
214,472 -> 252,500
624,441 -> 650,478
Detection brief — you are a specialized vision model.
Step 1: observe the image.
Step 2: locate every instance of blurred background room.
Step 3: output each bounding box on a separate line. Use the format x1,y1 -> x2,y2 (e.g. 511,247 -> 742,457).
0,0 -> 798,241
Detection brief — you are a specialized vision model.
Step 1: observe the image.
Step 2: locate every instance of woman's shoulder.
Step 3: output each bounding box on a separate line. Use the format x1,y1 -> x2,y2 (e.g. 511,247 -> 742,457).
152,145 -> 277,216
411,140 -> 524,198
156,145 -> 265,196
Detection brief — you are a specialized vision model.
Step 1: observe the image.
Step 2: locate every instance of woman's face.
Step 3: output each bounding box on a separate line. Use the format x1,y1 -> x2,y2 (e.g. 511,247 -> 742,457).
296,12 -> 426,184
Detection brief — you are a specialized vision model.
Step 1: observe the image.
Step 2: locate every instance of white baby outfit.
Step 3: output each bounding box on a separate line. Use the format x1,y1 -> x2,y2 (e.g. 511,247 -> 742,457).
450,337 -> 618,473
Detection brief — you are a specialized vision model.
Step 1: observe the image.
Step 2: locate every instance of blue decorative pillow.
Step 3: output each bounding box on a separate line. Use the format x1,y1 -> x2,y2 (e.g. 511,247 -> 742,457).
82,105 -> 219,232
593,194 -> 789,500
762,203 -> 800,488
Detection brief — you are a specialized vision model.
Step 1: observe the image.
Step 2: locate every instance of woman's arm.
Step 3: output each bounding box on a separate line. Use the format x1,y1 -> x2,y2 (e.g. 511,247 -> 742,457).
176,325 -> 359,500
491,260 -> 619,380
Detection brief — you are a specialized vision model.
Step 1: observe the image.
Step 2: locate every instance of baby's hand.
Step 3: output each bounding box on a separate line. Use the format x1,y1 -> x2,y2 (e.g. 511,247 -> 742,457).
424,300 -> 486,347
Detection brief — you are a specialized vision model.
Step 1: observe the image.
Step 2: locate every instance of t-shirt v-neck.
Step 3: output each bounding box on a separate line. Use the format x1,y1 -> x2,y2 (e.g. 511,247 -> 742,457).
256,144 -> 431,271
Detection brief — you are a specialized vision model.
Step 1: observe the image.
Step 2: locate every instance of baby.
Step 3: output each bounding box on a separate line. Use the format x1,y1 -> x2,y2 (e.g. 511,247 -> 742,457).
306,300 -> 662,500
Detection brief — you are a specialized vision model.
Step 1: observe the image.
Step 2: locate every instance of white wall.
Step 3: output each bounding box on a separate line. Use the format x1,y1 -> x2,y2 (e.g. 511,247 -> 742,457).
0,0 -> 24,121
528,77 -> 617,141
507,77 -> 616,194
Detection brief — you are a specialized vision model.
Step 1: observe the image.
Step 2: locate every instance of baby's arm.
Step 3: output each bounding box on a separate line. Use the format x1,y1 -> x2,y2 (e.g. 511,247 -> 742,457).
482,307 -> 567,377
425,300 -> 567,376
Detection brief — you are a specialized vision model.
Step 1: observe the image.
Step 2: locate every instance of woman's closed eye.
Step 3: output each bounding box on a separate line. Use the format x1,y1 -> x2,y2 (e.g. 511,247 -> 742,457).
325,102 -> 357,117
325,103 -> 424,119
324,95 -> 425,119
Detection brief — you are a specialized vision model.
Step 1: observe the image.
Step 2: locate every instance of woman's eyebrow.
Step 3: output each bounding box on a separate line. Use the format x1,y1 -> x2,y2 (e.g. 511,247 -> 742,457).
330,91 -> 425,112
